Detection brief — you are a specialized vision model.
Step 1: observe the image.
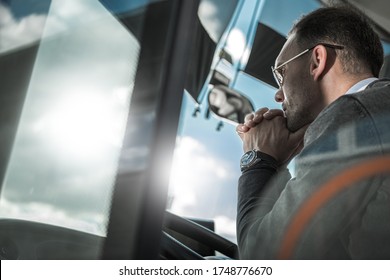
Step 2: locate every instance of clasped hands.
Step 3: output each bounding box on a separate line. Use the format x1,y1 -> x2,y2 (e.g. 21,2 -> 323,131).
236,108 -> 307,166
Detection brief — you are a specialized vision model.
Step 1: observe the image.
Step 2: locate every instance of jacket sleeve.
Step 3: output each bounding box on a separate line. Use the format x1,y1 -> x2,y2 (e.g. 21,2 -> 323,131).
237,160 -> 291,259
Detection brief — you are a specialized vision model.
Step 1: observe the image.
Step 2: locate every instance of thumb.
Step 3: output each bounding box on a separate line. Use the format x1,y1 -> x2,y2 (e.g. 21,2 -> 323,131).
290,138 -> 305,158
281,125 -> 309,165
289,123 -> 309,143
236,124 -> 248,140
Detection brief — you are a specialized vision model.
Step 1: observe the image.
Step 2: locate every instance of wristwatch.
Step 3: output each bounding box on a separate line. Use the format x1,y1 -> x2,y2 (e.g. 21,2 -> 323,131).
240,150 -> 263,172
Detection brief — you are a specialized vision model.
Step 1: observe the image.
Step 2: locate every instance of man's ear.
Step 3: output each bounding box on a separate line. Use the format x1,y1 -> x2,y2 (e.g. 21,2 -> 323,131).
310,45 -> 327,81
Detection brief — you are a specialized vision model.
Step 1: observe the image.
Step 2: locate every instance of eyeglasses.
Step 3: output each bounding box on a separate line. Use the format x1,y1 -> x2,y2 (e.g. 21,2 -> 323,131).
271,43 -> 344,88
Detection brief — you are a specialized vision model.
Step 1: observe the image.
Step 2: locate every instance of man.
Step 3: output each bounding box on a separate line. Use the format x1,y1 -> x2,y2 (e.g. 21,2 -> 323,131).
236,6 -> 390,259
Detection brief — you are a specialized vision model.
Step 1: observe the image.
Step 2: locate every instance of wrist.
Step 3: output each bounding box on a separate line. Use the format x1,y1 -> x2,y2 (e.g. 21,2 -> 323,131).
240,149 -> 278,172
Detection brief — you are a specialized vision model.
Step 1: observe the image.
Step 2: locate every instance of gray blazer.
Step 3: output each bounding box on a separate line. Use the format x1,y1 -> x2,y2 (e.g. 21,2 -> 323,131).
237,79 -> 390,259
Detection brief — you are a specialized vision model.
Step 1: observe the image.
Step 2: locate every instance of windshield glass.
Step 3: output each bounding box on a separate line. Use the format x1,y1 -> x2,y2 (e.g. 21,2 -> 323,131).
0,0 -> 144,237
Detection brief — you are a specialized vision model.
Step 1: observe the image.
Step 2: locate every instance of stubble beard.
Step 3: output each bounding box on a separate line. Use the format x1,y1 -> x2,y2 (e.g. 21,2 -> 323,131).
285,107 -> 313,132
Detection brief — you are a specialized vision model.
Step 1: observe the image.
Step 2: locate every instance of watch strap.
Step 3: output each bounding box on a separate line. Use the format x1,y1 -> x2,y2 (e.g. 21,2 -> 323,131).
240,150 -> 278,172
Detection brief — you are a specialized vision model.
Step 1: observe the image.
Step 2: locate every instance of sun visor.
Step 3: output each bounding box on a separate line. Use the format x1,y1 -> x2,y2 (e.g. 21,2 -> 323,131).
185,0 -> 238,103
244,23 -> 286,88
184,17 -> 216,102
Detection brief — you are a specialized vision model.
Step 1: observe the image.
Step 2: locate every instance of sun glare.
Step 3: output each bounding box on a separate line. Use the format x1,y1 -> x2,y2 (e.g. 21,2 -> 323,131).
226,28 -> 246,60
35,88 -> 130,159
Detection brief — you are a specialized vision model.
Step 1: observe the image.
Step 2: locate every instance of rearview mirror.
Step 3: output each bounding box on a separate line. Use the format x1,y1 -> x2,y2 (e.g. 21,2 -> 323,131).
208,85 -> 254,124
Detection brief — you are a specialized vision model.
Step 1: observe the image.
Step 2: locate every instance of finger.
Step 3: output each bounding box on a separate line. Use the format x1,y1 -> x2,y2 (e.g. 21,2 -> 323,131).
252,107 -> 269,123
254,107 -> 269,115
280,139 -> 304,166
244,117 -> 258,128
244,119 -> 258,128
245,107 -> 269,127
291,139 -> 305,158
243,113 -> 257,128
290,123 -> 310,143
236,123 -> 250,135
244,112 -> 255,123
263,109 -> 285,120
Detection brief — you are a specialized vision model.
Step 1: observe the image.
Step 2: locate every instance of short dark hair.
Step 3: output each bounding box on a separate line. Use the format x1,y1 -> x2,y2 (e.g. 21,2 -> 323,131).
290,6 -> 384,77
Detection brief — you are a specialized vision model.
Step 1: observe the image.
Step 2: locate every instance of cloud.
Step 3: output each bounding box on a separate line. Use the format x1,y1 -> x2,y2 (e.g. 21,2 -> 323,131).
168,136 -> 233,202
0,0 -> 126,54
0,3 -> 47,53
170,136 -> 232,183
0,198 -> 105,235
168,136 -> 239,242
198,0 -> 238,43
215,215 -> 237,243
198,0 -> 221,42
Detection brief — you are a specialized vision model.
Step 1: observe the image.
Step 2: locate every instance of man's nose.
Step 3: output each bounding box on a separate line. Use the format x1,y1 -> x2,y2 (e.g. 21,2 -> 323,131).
274,88 -> 285,103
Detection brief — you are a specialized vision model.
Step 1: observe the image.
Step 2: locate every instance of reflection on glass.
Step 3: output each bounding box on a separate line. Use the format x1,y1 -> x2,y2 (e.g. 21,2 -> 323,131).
0,0 -> 140,236
208,85 -> 254,124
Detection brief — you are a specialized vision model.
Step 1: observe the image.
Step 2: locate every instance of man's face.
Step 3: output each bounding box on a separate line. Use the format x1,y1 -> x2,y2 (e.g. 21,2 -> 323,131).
274,35 -> 321,132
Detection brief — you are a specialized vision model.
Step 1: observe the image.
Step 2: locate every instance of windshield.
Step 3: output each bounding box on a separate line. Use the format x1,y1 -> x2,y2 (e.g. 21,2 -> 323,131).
0,0 -> 163,260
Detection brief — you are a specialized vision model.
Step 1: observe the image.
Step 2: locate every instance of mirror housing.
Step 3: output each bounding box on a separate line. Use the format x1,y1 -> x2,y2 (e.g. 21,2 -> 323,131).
208,85 -> 254,124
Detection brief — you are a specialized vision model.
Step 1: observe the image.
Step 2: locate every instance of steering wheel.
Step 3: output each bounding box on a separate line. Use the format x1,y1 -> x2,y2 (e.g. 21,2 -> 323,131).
161,211 -> 239,260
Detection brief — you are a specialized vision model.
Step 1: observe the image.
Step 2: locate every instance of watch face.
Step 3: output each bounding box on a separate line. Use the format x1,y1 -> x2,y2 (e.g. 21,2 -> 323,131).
241,150 -> 256,166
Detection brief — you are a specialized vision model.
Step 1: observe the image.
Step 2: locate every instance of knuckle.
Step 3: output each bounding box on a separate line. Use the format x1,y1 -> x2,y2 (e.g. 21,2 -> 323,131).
244,113 -> 254,121
256,107 -> 268,114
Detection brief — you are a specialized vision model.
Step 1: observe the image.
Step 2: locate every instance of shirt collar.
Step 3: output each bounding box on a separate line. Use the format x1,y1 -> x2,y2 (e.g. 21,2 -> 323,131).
344,77 -> 379,95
